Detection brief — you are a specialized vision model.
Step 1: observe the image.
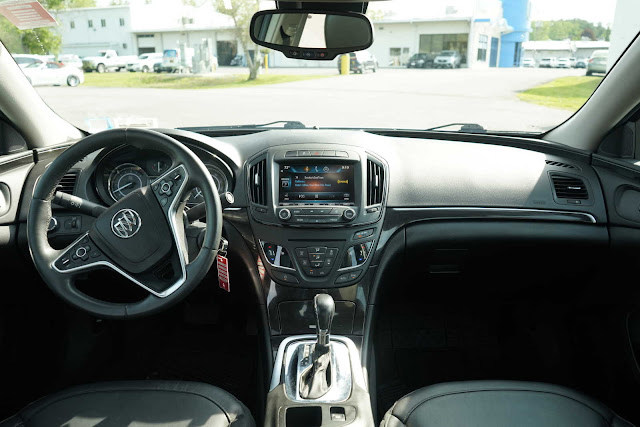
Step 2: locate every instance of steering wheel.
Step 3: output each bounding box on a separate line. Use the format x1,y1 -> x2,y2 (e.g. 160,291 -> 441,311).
28,128 -> 222,319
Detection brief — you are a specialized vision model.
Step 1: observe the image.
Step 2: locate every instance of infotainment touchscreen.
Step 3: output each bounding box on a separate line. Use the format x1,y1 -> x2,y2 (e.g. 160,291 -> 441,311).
279,164 -> 354,204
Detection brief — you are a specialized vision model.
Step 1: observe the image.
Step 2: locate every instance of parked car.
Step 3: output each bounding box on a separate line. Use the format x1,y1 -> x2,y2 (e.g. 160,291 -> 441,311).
57,54 -> 82,70
82,50 -> 138,73
587,50 -> 609,75
407,53 -> 435,69
434,50 -> 462,68
158,48 -> 194,73
337,50 -> 377,74
575,58 -> 588,68
11,54 -> 45,68
22,61 -> 84,87
539,57 -> 559,68
557,57 -> 572,68
126,52 -> 163,73
521,57 -> 536,67
230,54 -> 244,66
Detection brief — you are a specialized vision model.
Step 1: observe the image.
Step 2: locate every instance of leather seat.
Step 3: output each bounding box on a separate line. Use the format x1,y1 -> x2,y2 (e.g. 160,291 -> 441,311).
381,380 -> 633,427
0,381 -> 255,427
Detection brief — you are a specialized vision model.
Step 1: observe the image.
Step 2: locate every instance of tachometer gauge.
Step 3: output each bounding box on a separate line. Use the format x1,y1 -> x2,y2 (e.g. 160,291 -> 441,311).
108,163 -> 149,201
186,164 -> 229,207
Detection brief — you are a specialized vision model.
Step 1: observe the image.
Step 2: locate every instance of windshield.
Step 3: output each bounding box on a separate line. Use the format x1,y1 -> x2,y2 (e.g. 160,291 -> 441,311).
0,0 -> 636,134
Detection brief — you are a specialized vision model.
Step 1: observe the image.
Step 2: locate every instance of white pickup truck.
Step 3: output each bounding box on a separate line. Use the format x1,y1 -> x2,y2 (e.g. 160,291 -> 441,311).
82,50 -> 138,73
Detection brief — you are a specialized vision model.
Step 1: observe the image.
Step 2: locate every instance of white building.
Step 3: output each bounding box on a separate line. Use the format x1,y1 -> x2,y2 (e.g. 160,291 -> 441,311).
522,40 -> 610,62
608,0 -> 639,70
54,5 -> 135,57
56,0 -> 244,65
267,0 -> 513,68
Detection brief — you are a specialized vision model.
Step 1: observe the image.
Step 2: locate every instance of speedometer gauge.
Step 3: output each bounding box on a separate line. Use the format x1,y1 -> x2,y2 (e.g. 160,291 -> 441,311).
186,164 -> 229,207
108,163 -> 149,201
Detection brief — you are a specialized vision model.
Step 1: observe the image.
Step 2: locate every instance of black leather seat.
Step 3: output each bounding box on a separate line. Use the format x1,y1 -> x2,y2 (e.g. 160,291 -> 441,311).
0,381 -> 255,427
381,380 -> 633,427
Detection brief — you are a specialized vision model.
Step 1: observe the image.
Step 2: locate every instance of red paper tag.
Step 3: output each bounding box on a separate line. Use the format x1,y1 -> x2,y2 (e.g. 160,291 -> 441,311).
217,254 -> 230,292
0,0 -> 57,30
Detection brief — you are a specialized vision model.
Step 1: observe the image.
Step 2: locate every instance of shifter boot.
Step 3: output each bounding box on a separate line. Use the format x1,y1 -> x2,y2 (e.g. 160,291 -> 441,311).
299,343 -> 332,399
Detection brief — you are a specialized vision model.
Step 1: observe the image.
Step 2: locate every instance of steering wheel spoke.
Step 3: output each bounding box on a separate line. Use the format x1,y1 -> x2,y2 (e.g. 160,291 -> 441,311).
52,232 -> 110,275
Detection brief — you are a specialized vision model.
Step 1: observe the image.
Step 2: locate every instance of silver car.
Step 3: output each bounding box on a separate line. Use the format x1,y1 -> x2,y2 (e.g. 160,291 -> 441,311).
587,50 -> 608,75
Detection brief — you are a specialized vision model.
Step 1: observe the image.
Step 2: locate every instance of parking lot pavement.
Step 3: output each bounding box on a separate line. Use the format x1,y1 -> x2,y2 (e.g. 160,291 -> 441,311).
36,67 -> 586,132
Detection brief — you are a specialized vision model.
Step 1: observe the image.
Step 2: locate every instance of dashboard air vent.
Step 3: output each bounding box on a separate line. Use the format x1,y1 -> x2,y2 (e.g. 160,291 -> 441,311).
249,159 -> 267,205
56,171 -> 78,194
551,174 -> 589,200
367,159 -> 384,206
545,160 -> 577,170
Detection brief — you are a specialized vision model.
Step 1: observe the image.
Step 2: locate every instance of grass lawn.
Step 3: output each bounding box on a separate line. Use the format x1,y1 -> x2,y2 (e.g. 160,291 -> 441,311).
82,72 -> 332,89
518,76 -> 603,111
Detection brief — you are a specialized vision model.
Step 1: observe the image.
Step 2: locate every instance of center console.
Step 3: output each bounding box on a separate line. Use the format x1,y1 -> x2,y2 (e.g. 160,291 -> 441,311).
265,294 -> 375,427
248,146 -> 386,289
246,146 -> 386,426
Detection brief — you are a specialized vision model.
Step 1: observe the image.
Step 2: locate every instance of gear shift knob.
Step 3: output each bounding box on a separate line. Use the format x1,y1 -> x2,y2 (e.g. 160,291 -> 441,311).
314,294 -> 335,346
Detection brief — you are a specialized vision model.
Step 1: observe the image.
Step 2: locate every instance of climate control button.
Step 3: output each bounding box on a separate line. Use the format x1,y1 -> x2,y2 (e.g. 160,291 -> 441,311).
343,208 -> 356,221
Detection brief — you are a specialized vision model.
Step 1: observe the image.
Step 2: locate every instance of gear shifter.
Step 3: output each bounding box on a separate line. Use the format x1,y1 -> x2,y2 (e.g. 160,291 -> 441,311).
299,294 -> 335,399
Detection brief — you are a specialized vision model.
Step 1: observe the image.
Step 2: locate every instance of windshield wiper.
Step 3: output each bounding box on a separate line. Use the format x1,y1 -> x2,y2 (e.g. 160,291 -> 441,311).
425,123 -> 487,133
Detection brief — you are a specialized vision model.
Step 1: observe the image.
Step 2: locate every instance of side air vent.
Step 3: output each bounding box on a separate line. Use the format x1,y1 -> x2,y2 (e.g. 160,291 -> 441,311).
249,159 -> 267,205
545,160 -> 577,170
56,171 -> 79,194
551,174 -> 589,200
366,159 -> 384,206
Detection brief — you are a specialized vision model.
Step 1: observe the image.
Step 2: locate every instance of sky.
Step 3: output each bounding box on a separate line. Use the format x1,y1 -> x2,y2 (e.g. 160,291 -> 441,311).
529,0 -> 617,25
369,0 -> 618,26
94,0 -> 619,27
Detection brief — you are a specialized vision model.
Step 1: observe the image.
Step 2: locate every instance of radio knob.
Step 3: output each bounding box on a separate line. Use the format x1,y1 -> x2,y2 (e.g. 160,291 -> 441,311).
343,208 -> 356,221
278,208 -> 292,221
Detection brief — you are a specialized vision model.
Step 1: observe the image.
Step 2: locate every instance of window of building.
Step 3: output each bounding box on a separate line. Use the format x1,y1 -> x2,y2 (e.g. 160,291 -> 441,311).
70,20 -> 75,29
119,18 -> 125,26
88,19 -> 93,28
477,34 -> 488,61
101,19 -> 106,27
419,33 -> 468,63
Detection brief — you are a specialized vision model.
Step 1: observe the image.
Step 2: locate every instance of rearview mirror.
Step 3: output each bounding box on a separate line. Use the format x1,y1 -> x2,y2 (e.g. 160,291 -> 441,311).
250,10 -> 373,60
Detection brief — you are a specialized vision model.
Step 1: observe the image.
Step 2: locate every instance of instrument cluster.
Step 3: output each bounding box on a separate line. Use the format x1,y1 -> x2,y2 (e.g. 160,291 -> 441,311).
94,146 -> 233,207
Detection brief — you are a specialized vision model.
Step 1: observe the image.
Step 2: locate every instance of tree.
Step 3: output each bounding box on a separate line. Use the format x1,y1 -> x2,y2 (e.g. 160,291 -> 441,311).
214,0 -> 261,80
0,0 -> 95,55
529,19 -> 611,42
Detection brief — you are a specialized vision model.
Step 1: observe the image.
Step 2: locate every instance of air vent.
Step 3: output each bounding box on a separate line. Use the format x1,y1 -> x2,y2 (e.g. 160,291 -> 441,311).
367,159 -> 384,206
551,174 -> 589,200
249,159 -> 267,205
545,160 -> 577,170
56,171 -> 78,194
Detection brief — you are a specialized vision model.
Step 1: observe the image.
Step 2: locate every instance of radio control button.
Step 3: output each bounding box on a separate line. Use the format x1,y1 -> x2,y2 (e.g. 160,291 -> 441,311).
278,208 -> 292,221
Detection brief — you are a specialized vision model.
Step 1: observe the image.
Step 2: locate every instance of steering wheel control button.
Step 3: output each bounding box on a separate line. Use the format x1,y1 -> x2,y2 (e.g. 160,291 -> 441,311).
75,246 -> 87,259
278,208 -> 292,221
335,270 -> 362,284
271,270 -> 299,284
47,217 -> 58,232
54,236 -> 104,271
159,180 -> 174,196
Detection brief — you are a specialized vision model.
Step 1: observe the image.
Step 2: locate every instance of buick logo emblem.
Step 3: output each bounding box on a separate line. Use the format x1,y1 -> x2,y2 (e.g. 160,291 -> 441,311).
111,209 -> 141,239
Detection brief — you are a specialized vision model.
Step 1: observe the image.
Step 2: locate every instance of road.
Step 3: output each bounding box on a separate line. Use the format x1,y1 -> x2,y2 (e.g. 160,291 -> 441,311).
36,67 -> 586,132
